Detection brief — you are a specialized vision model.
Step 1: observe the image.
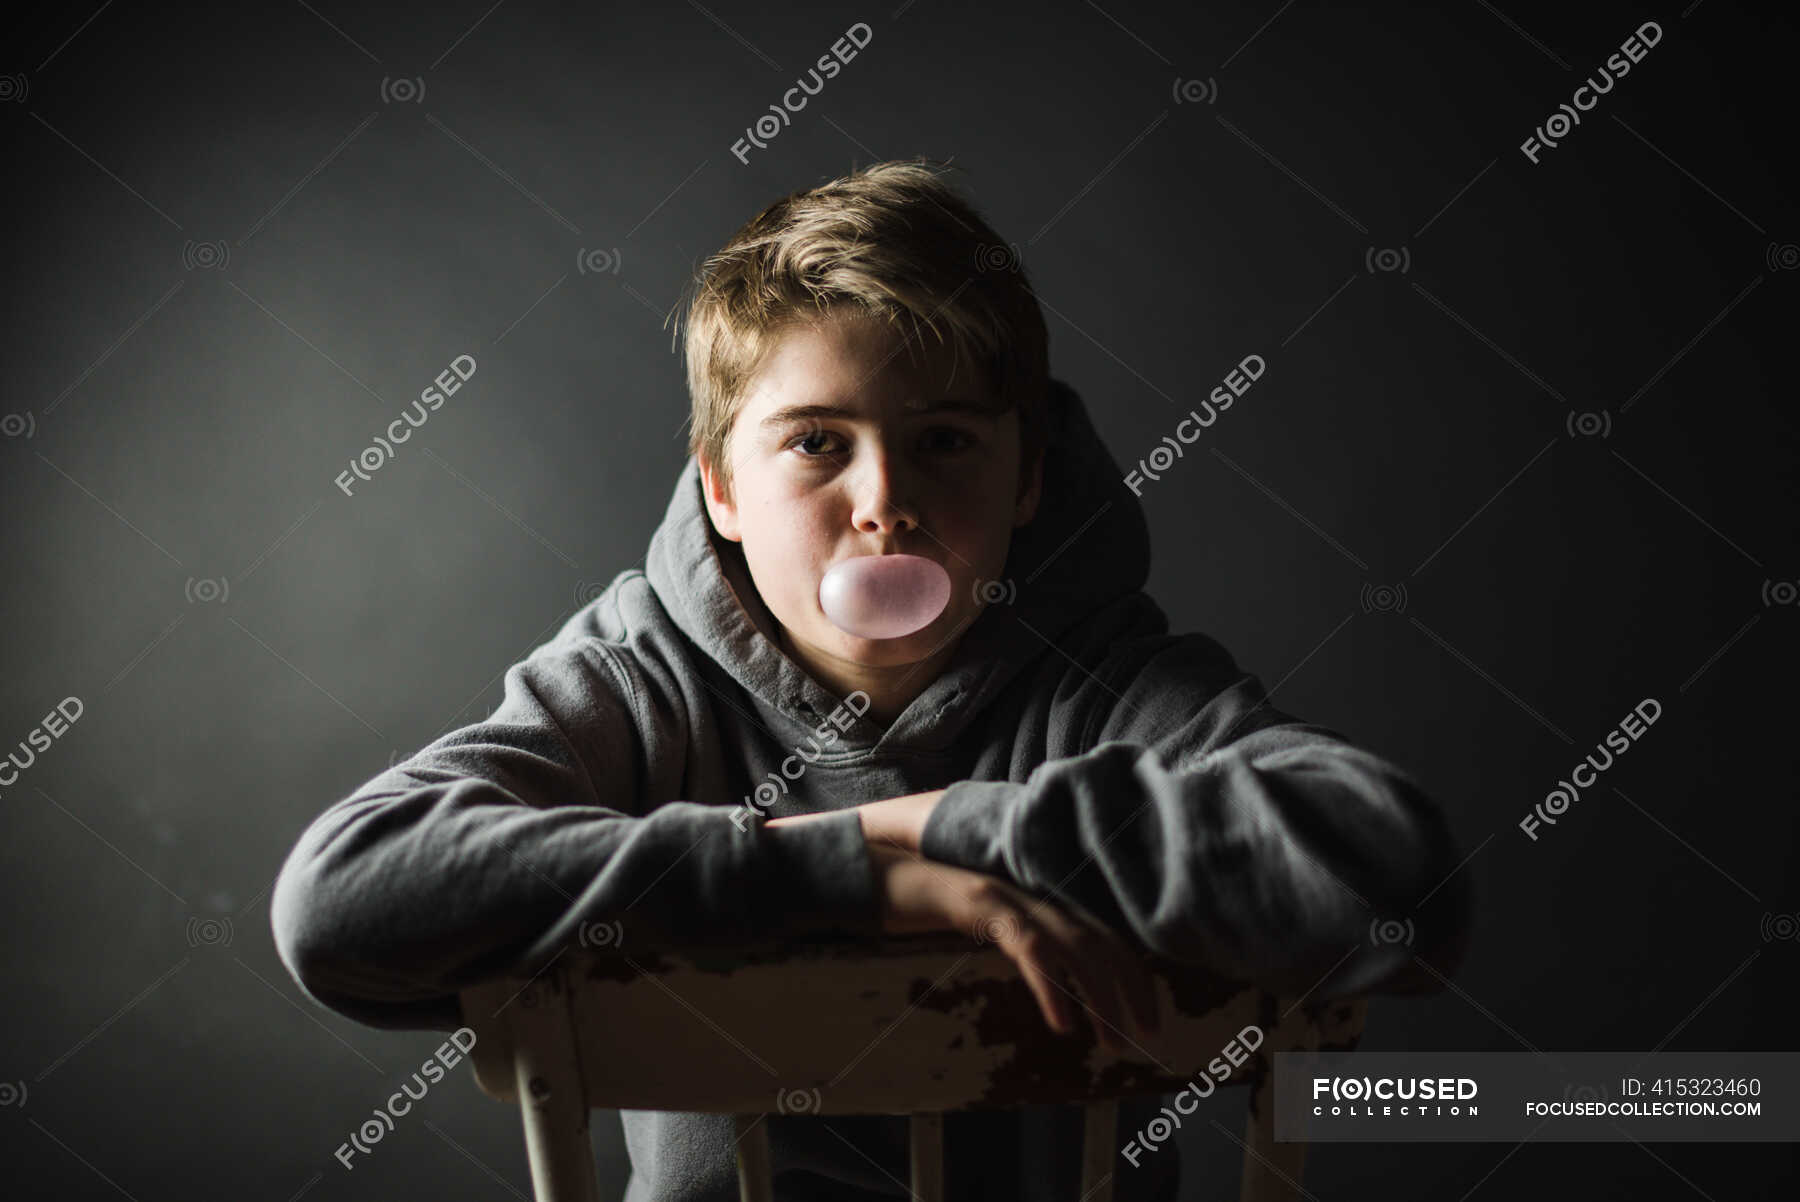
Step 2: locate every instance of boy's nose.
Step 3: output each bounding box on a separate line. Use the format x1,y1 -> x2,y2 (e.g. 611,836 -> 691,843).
853,494 -> 919,535
849,451 -> 922,535
855,504 -> 918,536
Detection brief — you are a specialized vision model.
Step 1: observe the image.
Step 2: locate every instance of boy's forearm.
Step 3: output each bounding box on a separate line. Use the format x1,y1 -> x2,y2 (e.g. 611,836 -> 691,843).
765,789 -> 946,853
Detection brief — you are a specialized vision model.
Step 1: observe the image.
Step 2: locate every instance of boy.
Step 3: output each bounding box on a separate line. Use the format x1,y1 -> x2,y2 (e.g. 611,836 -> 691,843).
271,158 -> 1472,1201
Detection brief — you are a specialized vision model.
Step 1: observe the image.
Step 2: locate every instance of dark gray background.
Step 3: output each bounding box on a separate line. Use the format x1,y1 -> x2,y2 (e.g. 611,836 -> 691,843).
3,0 -> 1794,1197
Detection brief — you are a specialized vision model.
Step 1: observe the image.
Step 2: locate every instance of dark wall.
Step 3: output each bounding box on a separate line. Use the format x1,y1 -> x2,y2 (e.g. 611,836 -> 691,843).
2,1 -> 1793,1197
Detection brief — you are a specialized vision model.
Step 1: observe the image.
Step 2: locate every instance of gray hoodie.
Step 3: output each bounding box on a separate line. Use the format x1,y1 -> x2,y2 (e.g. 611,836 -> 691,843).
270,377 -> 1471,1200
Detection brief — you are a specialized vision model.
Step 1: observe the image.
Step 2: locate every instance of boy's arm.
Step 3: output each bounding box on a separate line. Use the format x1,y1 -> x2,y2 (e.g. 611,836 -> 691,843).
915,633 -> 1474,1001
269,637 -> 880,1031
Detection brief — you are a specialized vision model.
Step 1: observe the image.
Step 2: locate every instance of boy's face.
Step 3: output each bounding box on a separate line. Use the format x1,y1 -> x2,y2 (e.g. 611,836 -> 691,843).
701,312 -> 1043,672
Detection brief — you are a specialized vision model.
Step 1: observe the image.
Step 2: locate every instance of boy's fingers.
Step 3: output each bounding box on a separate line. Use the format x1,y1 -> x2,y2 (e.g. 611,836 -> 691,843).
1041,913 -> 1129,1052
974,884 -> 1143,1049
1047,957 -> 1113,1049
1008,918 -> 1094,1042
1109,938 -> 1160,1038
1080,925 -> 1156,1043
980,905 -> 1062,1033
1080,964 -> 1123,1043
1009,943 -> 1069,1034
1085,966 -> 1130,1052
1057,956 -> 1116,1049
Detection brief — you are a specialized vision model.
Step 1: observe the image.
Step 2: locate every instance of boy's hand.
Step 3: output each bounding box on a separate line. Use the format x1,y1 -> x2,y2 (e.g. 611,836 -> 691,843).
865,841 -> 1160,1054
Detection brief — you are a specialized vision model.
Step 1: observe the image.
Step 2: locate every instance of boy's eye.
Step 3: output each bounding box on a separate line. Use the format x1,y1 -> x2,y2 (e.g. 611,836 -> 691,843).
788,430 -> 842,457
784,427 -> 979,459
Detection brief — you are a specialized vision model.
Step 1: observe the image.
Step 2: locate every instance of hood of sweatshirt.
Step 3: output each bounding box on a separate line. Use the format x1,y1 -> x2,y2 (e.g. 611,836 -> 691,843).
644,376 -> 1153,754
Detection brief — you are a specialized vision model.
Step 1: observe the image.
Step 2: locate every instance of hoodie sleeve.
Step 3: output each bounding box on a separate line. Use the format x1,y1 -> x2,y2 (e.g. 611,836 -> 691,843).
919,632 -> 1473,1001
269,632 -> 881,1031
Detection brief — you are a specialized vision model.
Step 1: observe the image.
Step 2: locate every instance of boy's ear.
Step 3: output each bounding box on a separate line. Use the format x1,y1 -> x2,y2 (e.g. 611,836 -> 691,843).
699,454 -> 743,543
1013,448 -> 1044,528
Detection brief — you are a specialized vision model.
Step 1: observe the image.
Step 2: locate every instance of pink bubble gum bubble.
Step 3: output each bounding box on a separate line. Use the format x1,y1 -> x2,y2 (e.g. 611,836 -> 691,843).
818,554 -> 951,640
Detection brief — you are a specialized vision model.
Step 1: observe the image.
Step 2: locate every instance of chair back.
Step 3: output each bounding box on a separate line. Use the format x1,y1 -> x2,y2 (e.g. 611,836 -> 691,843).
459,932 -> 1367,1201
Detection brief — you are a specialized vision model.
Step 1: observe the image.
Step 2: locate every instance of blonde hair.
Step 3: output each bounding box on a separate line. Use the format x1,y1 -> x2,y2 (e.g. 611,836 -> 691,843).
668,158 -> 1049,503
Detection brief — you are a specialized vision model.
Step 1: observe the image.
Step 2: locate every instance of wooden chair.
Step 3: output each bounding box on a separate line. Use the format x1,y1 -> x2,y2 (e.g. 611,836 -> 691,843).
459,931 -> 1367,1201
